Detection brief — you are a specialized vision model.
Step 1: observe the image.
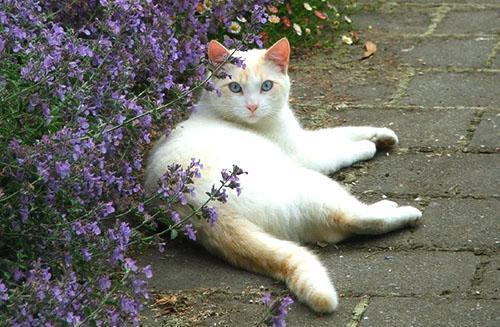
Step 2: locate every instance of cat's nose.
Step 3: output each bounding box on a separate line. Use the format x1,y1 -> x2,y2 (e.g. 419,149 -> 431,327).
246,104 -> 258,113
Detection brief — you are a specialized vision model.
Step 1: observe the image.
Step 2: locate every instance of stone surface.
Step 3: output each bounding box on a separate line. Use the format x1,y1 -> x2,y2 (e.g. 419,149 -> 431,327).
475,256 -> 500,299
289,65 -> 399,105
435,10 -> 500,35
342,199 -> 500,252
354,153 -> 500,197
400,38 -> 496,68
136,240 -> 275,291
402,72 -> 500,107
321,250 -> 479,296
361,298 -> 500,327
469,111 -> 500,151
352,9 -> 432,35
492,52 -> 500,69
307,107 -> 474,148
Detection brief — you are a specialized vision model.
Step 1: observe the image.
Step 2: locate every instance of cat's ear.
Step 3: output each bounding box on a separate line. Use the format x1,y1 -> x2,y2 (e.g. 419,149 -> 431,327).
265,38 -> 290,73
208,40 -> 230,64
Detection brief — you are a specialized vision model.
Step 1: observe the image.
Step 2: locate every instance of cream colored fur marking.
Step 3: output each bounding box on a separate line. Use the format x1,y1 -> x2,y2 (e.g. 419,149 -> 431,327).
145,38 -> 422,313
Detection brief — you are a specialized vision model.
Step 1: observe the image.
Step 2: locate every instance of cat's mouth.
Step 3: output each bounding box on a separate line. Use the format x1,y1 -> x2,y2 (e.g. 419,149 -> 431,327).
245,114 -> 260,123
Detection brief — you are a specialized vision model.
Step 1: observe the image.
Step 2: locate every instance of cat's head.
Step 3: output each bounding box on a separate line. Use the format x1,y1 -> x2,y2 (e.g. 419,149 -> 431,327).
201,38 -> 291,125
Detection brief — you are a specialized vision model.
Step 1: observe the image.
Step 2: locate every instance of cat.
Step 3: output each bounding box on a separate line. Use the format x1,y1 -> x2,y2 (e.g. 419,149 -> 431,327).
144,38 -> 422,313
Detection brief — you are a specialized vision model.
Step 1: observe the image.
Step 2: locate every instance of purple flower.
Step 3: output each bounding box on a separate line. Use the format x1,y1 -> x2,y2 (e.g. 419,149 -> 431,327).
142,265 -> 153,279
0,280 -> 8,301
171,211 -> 180,224
72,221 -> 85,235
202,206 -> 218,226
158,242 -> 166,253
55,161 -> 71,179
261,292 -> 272,306
87,222 -> 101,236
124,258 -> 138,272
81,248 -> 92,261
99,275 -> 111,290
183,224 -> 197,241
102,202 -> 115,217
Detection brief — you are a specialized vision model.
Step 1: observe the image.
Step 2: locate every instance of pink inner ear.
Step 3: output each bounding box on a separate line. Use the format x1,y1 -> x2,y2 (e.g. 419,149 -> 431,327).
265,38 -> 290,73
208,40 -> 230,64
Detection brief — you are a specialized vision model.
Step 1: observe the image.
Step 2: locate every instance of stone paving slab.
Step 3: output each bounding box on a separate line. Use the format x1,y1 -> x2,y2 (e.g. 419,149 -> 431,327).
475,255 -> 500,299
137,240 -> 274,291
354,153 -> 500,197
435,10 -> 500,35
316,107 -> 474,148
469,111 -> 500,151
400,37 -> 496,68
493,52 -> 500,68
401,72 -> 500,107
289,66 -> 399,106
352,8 -> 432,35
361,297 -> 500,327
320,250 -> 479,296
341,199 -> 500,252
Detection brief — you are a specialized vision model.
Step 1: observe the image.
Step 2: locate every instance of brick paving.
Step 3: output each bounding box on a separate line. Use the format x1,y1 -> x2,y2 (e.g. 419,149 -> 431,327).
140,1 -> 499,326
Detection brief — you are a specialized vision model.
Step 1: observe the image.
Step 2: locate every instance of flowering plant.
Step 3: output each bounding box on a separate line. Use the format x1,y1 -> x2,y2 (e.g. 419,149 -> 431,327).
258,293 -> 295,327
0,0 -> 273,325
261,0 -> 357,47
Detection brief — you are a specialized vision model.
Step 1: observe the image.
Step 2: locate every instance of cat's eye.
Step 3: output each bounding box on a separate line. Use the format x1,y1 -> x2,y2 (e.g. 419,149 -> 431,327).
228,82 -> 242,93
261,80 -> 273,92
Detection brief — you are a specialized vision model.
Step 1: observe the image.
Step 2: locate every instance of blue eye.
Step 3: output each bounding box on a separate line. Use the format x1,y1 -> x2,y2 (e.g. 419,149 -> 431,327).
228,82 -> 242,93
261,80 -> 273,92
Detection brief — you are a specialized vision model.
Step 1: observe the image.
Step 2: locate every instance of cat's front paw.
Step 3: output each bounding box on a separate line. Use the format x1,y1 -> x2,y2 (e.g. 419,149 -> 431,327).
371,128 -> 398,150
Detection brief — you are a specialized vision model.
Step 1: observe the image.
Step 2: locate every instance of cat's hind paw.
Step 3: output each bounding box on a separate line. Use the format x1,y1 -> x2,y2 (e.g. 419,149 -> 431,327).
371,128 -> 398,150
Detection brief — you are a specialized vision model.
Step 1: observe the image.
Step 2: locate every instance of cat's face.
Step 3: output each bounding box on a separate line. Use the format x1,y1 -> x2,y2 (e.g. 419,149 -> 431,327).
202,38 -> 291,125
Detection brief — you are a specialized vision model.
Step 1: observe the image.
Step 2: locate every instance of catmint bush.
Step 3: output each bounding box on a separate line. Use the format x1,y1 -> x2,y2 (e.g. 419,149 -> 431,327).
0,0 -> 275,325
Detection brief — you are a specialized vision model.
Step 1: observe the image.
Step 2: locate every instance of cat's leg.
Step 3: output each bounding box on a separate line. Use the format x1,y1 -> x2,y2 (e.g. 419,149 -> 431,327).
294,137 -> 377,174
319,126 -> 399,149
293,127 -> 398,174
197,216 -> 338,313
263,169 -> 423,244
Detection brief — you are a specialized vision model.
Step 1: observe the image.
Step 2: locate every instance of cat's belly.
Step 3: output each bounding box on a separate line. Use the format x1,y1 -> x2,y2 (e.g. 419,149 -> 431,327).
144,121 -> 296,195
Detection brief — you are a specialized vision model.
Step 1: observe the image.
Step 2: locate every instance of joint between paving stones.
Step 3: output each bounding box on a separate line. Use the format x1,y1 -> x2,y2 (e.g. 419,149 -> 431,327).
462,109 -> 486,151
485,39 -> 500,68
346,295 -> 370,327
387,67 -> 415,106
421,5 -> 451,37
469,260 -> 490,290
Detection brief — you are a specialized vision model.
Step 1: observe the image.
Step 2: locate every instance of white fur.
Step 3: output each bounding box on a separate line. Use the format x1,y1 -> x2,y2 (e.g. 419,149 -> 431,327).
144,46 -> 422,313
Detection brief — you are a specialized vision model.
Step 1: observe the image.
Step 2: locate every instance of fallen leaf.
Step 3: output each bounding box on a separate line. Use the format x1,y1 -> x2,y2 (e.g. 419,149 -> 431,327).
154,294 -> 190,315
267,4 -> 278,14
361,41 -> 377,60
314,10 -> 328,20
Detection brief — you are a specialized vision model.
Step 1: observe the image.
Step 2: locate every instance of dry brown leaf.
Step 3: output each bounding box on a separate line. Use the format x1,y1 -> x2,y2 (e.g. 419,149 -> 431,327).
154,294 -> 190,315
361,41 -> 377,60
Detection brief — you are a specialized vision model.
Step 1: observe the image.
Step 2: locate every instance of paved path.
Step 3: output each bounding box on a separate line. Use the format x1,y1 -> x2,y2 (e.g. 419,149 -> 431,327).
140,1 -> 499,326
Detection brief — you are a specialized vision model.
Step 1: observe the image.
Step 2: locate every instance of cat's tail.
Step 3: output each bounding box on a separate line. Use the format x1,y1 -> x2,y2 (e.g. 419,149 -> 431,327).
198,215 -> 338,313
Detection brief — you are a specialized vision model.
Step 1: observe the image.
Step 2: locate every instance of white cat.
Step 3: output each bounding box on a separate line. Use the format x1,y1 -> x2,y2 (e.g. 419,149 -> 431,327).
144,38 -> 422,313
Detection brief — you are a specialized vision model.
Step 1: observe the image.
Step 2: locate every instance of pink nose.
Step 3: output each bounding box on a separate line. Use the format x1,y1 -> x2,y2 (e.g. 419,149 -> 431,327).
247,104 -> 258,113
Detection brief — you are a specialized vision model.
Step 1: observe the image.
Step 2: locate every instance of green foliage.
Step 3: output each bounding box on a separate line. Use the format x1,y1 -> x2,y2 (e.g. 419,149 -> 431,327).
262,0 -> 358,47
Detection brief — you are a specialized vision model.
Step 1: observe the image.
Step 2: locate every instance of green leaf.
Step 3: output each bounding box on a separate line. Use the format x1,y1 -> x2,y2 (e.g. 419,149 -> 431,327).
170,229 -> 178,240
